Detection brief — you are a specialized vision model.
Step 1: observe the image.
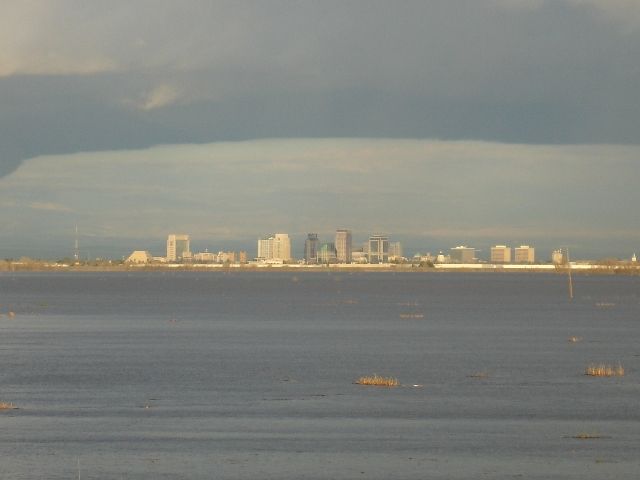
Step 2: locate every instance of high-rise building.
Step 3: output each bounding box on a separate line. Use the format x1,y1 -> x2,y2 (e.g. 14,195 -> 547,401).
491,245 -> 512,263
273,233 -> 291,261
258,236 -> 273,260
258,233 -> 291,262
317,242 -> 338,264
167,234 -> 191,262
389,241 -> 403,259
335,229 -> 352,263
304,233 -> 319,264
368,235 -> 389,264
450,246 -> 475,263
515,245 -> 535,263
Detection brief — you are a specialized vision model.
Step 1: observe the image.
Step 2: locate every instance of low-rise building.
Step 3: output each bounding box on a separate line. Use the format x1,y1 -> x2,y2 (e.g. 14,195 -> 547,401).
450,246 -> 475,263
515,245 -> 535,263
491,245 -> 512,263
126,251 -> 153,264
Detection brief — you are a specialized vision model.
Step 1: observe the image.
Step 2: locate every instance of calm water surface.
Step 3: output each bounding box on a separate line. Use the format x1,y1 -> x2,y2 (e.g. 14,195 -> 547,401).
1,271 -> 639,479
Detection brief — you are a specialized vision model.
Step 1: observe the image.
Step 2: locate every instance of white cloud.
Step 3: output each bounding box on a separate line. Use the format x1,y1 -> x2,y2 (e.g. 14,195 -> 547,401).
137,84 -> 182,110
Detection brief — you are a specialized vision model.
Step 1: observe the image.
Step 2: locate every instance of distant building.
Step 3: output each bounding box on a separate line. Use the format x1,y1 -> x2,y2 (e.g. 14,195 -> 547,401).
258,236 -> 273,260
389,241 -> 403,260
551,249 -> 566,265
258,233 -> 291,262
167,234 -> 191,262
351,251 -> 368,263
368,235 -> 389,264
126,250 -> 153,264
491,245 -> 512,263
218,251 -> 236,263
238,251 -> 248,264
193,250 -> 217,263
304,233 -> 319,264
515,245 -> 535,263
335,229 -> 352,263
450,246 -> 475,263
317,242 -> 338,264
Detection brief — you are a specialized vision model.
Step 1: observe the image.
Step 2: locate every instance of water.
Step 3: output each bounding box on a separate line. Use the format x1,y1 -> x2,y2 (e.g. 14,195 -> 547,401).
1,271 -> 639,479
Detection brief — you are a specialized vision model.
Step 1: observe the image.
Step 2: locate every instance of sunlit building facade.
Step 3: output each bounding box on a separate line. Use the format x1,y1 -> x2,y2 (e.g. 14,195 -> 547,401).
335,229 -> 352,263
490,245 -> 512,263
368,235 -> 389,264
515,245 -> 535,263
167,234 -> 191,262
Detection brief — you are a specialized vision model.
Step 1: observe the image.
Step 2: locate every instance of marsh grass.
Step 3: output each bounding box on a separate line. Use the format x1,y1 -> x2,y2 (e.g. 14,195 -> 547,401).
355,374 -> 400,387
585,363 -> 625,377
572,433 -> 603,439
567,336 -> 582,343
399,313 -> 424,319
0,402 -> 16,410
467,372 -> 489,379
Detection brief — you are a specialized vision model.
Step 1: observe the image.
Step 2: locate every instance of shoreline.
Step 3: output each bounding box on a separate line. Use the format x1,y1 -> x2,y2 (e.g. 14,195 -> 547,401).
2,262 -> 639,275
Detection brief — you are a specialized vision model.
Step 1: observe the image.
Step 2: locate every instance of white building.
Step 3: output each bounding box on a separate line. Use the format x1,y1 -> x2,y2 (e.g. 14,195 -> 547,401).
258,233 -> 291,262
167,234 -> 191,262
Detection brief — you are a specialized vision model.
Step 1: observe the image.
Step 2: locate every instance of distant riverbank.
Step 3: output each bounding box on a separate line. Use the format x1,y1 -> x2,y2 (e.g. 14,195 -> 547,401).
2,261 -> 640,275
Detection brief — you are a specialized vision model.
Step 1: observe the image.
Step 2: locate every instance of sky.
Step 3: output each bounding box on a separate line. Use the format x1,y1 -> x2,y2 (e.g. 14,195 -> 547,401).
1,0 -> 639,260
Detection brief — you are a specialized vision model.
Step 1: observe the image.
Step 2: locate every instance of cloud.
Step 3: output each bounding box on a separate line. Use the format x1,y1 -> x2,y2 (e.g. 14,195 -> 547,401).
569,0 -> 640,30
136,84 -> 182,110
29,202 -> 73,212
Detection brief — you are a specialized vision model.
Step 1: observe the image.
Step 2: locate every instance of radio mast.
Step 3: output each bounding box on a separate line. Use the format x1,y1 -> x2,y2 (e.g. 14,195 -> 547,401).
74,225 -> 79,262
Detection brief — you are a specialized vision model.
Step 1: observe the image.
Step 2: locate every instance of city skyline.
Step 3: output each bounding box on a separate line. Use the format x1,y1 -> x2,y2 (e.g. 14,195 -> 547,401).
1,2 -> 639,260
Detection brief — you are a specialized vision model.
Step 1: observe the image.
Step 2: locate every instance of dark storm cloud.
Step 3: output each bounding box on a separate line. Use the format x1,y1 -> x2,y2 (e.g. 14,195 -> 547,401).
1,1 -> 639,176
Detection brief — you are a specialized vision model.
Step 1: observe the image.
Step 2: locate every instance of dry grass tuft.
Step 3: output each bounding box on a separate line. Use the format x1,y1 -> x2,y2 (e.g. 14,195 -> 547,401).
567,336 -> 582,343
573,433 -> 602,439
355,374 -> 400,387
0,402 -> 17,410
585,363 -> 625,377
467,372 -> 489,379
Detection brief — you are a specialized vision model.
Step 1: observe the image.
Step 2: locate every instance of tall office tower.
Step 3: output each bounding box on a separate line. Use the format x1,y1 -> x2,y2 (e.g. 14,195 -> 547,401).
368,235 -> 389,264
258,236 -> 274,260
450,246 -> 476,263
273,233 -> 291,261
304,233 -> 319,264
335,229 -> 352,263
515,245 -> 535,263
167,234 -> 191,262
258,233 -> 292,261
389,241 -> 403,259
490,245 -> 512,263
317,242 -> 338,264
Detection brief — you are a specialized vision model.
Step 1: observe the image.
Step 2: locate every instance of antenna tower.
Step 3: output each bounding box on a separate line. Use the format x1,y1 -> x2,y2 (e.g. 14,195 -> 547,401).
74,225 -> 79,262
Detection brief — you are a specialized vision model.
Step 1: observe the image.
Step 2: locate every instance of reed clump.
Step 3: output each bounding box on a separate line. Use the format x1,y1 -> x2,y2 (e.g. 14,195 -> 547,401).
355,374 -> 400,387
585,363 -> 625,377
0,402 -> 16,410
467,372 -> 489,379
567,336 -> 582,343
